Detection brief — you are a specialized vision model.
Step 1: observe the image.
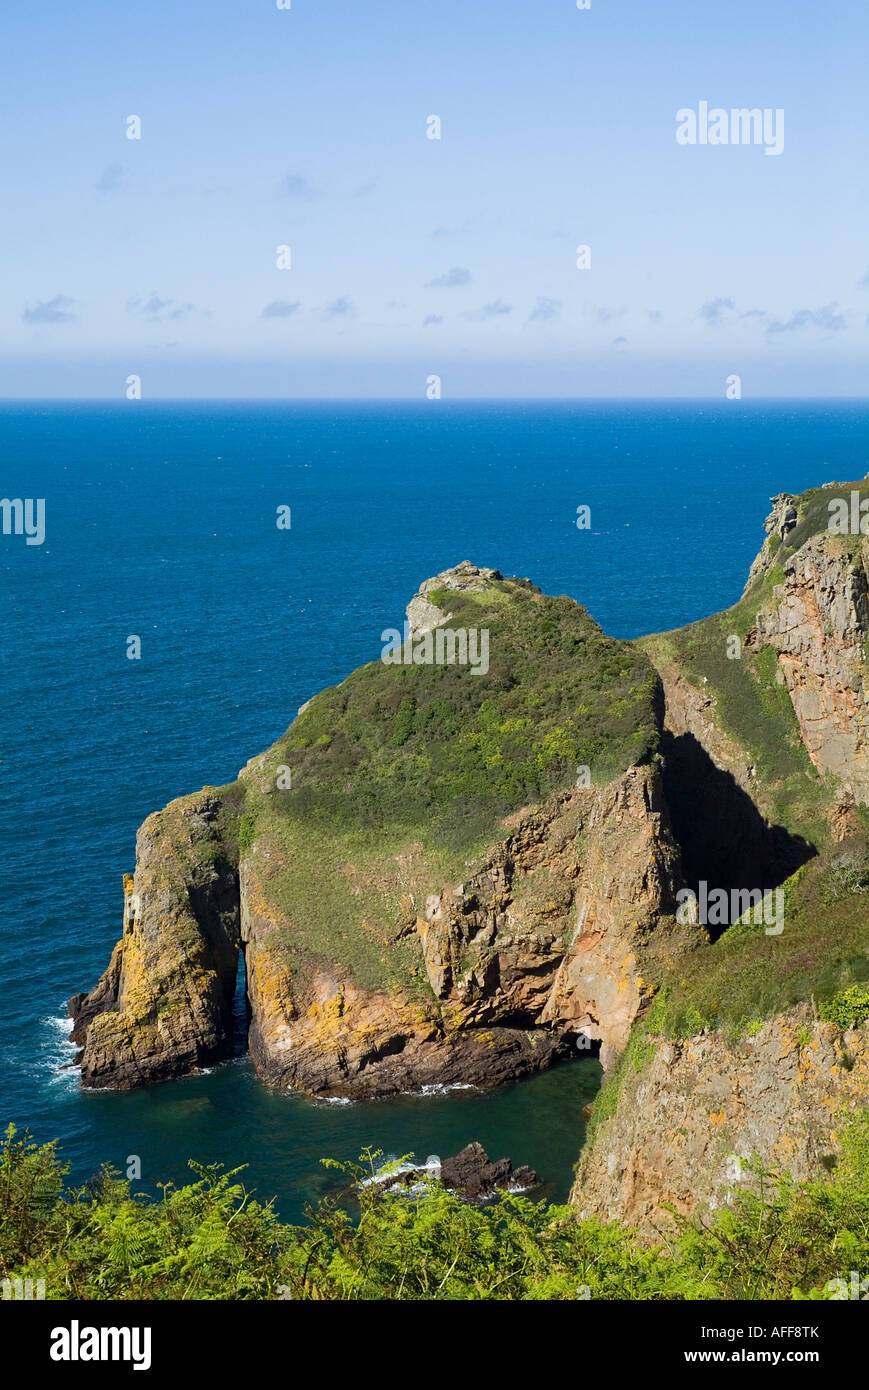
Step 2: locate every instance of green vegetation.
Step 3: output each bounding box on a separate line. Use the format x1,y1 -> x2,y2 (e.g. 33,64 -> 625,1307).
235,576 -> 659,993
275,582 -> 657,836
818,985 -> 869,1031
640,569 -> 832,850
3,1120 -> 869,1301
236,812 -> 257,858
780,482 -> 869,561
624,831 -> 869,1044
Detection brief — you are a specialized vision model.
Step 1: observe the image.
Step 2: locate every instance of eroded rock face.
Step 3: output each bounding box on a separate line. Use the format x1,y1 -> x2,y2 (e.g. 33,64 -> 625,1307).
242,852 -> 569,1099
742,492 -> 798,593
572,1005 -> 869,1234
68,790 -> 240,1089
405,561 -> 505,638
239,761 -> 693,1097
749,535 -> 869,803
69,562 -> 696,1098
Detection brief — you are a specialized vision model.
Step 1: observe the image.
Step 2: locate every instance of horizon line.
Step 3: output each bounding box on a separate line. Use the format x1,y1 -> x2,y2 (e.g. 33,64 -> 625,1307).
1,395 -> 868,406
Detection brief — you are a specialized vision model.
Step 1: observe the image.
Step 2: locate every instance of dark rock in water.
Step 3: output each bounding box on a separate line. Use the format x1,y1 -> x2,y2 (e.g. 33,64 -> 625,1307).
437,1142 -> 538,1199
364,1141 -> 539,1201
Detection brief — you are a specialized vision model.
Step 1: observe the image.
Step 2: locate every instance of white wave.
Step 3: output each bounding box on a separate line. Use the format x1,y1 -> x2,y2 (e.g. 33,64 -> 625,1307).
40,1013 -> 79,1086
416,1082 -> 477,1097
360,1154 -> 442,1188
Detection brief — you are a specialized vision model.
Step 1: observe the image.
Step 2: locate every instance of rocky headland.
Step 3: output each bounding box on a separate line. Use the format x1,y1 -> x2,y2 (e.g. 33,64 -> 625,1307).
69,479 -> 869,1231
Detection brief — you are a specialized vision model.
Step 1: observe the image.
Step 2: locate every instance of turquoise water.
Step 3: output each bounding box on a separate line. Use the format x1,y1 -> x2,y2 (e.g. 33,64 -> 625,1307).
2,399 -> 866,1218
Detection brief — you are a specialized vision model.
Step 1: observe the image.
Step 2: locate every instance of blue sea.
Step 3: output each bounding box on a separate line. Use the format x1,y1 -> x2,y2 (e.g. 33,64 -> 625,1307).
1,399 -> 866,1219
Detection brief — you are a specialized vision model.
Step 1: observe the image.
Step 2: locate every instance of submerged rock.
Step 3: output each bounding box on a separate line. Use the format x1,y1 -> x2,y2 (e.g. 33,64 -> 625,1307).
440,1142 -> 538,1198
369,1143 -> 539,1200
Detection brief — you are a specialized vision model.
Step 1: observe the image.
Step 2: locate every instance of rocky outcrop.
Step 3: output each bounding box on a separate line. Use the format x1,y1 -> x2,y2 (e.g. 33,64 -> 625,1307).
742,492 -> 798,592
239,760 -> 693,1097
573,1005 -> 869,1234
243,864 -> 569,1099
406,561 -> 505,638
439,1142 -> 538,1198
70,559 -> 701,1097
366,1142 -> 538,1200
748,533 -> 869,802
69,790 -> 240,1088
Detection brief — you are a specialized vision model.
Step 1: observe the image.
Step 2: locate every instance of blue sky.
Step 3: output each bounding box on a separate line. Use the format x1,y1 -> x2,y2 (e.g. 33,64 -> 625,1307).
1,0 -> 867,397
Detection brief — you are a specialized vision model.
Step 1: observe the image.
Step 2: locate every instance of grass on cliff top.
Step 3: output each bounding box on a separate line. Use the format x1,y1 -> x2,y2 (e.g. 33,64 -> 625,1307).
237,576 -> 659,992
277,580 -> 658,837
773,479 -> 869,563
639,562 -> 834,848
641,824 -> 869,1045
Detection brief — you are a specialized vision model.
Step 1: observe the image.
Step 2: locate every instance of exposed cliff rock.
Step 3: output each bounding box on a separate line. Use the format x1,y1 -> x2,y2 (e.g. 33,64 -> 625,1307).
71,564 -> 700,1096
640,480 -> 869,896
580,480 -> 869,1232
239,760 -> 691,1097
406,561 -> 504,638
573,1005 -> 869,1234
69,790 -> 241,1088
742,492 -> 798,592
748,534 -> 869,802
743,483 -> 869,807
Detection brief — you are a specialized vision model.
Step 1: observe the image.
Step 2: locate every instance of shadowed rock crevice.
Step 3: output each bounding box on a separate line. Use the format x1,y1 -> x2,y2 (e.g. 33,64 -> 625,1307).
661,729 -> 815,937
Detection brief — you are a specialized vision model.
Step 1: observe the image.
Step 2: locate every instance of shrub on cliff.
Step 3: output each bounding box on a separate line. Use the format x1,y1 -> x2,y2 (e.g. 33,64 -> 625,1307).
3,1122 -> 869,1301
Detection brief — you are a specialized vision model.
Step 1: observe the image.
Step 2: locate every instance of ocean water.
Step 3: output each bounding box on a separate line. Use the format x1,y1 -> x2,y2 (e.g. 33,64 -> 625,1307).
1,399 -> 866,1219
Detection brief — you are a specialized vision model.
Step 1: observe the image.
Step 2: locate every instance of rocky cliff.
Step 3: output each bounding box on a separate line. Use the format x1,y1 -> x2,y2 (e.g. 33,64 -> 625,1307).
573,1004 -> 869,1233
70,563 -> 698,1096
574,478 -> 869,1230
69,789 -> 241,1089
239,759 -> 688,1097
70,486 -> 869,1230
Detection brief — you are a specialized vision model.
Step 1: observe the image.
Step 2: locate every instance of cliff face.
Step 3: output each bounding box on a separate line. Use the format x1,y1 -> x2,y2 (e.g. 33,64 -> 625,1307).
240,761 -> 689,1097
743,483 -> 869,805
573,1005 -> 869,1233
750,533 -> 869,803
573,480 -> 869,1231
639,480 -> 869,910
70,564 -> 698,1097
69,790 -> 240,1089
70,479 -> 869,1233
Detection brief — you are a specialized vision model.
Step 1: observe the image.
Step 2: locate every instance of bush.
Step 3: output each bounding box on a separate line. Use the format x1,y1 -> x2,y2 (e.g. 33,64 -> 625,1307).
818,984 -> 869,1030
3,1122 -> 869,1301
